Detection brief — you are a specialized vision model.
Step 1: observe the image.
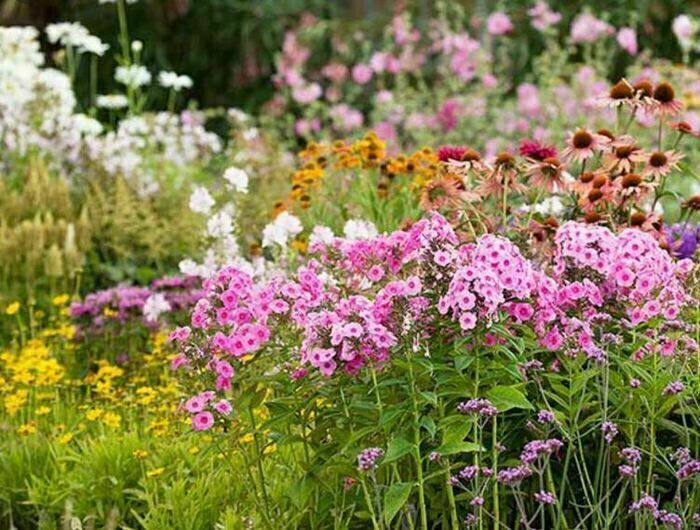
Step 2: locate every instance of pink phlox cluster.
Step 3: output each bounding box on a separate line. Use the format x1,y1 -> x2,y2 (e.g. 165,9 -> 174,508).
439,233 -> 537,331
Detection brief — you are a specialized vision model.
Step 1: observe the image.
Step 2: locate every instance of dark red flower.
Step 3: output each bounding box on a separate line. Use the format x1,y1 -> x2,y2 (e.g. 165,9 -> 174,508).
437,145 -> 468,162
518,138 -> 557,161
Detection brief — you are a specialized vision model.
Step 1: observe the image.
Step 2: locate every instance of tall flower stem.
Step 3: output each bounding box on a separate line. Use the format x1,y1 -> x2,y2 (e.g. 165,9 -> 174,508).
360,476 -> 382,530
406,349 -> 428,530
492,415 -> 500,530
116,0 -> 132,66
247,406 -> 272,524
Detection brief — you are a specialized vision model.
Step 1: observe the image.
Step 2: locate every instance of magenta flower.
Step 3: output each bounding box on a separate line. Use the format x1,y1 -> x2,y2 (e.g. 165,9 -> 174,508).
486,12 -> 513,36
616,27 -> 638,55
191,411 -> 215,431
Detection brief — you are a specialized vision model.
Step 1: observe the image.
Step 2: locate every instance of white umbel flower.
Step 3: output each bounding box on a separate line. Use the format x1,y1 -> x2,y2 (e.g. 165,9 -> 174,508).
262,211 -> 302,248
309,226 -> 334,246
222,166 -> 249,193
143,293 -> 170,323
158,71 -> 193,91
189,186 -> 215,214
96,94 -> 128,109
343,219 -> 378,241
207,211 -> 234,238
115,65 -> 151,88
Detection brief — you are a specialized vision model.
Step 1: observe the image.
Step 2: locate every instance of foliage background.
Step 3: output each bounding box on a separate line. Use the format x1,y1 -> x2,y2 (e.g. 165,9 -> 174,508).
2,0 -> 698,111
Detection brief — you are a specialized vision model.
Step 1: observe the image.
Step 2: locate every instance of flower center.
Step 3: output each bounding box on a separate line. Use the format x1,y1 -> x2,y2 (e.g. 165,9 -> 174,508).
461,149 -> 481,162
649,152 -> 668,168
588,189 -> 603,202
572,130 -> 593,149
653,82 -> 675,103
633,80 -> 653,98
622,174 -> 642,188
495,151 -> 515,167
580,172 -> 595,184
610,81 -> 633,100
592,175 -> 608,189
615,146 -> 634,159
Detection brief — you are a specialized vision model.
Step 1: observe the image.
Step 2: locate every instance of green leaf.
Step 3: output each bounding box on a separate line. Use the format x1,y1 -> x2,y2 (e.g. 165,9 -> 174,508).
440,418 -> 470,444
288,476 -> 314,509
486,385 -> 534,411
420,416 -> 437,440
419,391 -> 438,406
435,441 -> 483,455
384,482 -> 412,524
454,354 -> 474,372
383,437 -> 415,464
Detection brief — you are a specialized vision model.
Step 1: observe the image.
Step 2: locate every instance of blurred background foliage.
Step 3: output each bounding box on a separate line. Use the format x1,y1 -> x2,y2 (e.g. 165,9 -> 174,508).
1,0 -> 698,112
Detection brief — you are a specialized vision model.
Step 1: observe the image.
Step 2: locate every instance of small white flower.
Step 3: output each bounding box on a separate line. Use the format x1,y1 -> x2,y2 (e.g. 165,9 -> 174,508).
343,219 -> 378,241
189,186 -> 215,214
242,127 -> 259,141
532,196 -> 564,216
78,35 -> 109,56
262,211 -> 302,248
73,114 -> 103,136
96,94 -> 128,109
45,22 -> 90,47
178,258 -> 201,277
228,108 -> 249,122
309,226 -> 334,246
143,293 -> 170,322
158,71 -> 193,91
131,40 -> 143,52
222,166 -> 249,193
207,211 -> 233,238
115,64 -> 151,87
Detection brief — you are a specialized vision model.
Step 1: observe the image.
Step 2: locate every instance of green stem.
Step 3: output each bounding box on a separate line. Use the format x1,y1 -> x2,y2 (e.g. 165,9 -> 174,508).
492,415 -> 500,530
406,350 -> 428,530
116,0 -> 132,65
360,477 -> 382,530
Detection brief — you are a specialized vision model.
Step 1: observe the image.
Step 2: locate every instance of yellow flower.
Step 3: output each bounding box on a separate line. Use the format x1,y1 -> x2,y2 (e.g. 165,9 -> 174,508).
132,449 -> 150,459
4,390 -> 28,416
188,446 -> 200,455
146,467 -> 165,478
240,432 -> 254,444
86,408 -> 104,421
5,302 -> 20,315
17,423 -> 37,435
36,406 -> 51,416
57,432 -> 73,444
135,386 -> 157,406
101,412 -> 122,429
52,294 -> 70,306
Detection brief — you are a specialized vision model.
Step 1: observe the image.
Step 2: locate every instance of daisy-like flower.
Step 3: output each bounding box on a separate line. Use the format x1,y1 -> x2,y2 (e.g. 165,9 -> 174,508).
476,152 -> 524,197
639,150 -> 684,180
669,120 -> 700,139
420,175 -> 466,210
682,195 -> 700,211
562,129 -> 610,163
525,156 -> 568,192
651,82 -> 683,117
632,79 -> 655,103
445,148 -> 487,173
603,139 -> 643,175
598,79 -> 636,108
572,169 -> 606,194
519,138 -> 557,161
436,145 -> 467,162
613,172 -> 652,202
